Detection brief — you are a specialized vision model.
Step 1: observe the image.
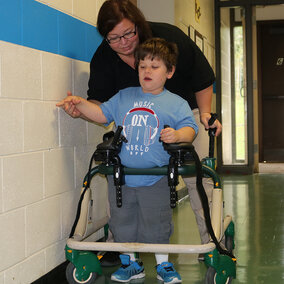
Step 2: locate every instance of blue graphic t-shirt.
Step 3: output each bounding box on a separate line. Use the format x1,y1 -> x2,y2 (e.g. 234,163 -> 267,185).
100,87 -> 198,187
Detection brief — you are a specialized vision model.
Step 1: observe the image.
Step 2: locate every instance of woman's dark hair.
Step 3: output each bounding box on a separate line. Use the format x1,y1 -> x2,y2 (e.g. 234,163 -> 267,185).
135,38 -> 178,72
97,0 -> 152,43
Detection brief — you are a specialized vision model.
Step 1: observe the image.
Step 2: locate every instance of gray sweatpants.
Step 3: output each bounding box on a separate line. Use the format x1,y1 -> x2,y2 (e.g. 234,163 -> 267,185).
186,108 -> 214,244
107,176 -> 173,244
184,177 -> 213,244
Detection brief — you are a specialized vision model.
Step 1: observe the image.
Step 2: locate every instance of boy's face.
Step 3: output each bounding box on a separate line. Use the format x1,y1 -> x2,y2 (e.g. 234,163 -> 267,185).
138,56 -> 175,95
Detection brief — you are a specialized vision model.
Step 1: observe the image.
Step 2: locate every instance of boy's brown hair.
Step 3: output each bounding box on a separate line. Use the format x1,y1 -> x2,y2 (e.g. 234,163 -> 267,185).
135,38 -> 178,72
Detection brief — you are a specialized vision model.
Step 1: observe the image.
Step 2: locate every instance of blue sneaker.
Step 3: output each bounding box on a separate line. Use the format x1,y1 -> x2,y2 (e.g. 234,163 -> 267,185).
111,254 -> 145,283
156,262 -> 182,283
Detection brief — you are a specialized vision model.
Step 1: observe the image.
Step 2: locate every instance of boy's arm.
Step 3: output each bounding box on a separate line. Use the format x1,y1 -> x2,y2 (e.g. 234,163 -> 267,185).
60,91 -> 103,121
160,127 -> 196,144
56,95 -> 107,124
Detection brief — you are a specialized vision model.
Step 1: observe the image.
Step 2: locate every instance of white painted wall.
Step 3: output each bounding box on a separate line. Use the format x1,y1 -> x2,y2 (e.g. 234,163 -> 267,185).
138,0 -> 175,24
0,1 -> 109,283
256,5 -> 284,21
174,0 -> 215,70
35,0 -> 106,25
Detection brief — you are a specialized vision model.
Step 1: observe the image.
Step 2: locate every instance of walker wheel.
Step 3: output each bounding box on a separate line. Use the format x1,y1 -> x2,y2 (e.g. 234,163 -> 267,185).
205,266 -> 233,284
66,262 -> 97,284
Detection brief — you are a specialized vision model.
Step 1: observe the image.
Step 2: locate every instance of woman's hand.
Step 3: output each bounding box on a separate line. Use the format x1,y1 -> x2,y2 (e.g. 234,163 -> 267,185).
200,112 -> 222,136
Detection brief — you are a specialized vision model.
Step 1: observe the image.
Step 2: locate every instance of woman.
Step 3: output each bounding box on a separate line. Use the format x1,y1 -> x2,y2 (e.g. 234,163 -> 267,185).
69,0 -> 221,136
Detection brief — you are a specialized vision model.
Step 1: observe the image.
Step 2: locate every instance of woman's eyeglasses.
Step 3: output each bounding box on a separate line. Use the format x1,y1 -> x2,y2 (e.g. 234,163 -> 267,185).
106,26 -> 137,44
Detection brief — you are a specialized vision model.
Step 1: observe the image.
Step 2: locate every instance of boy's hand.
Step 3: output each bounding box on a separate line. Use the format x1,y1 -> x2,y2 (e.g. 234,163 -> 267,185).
160,128 -> 179,143
56,92 -> 82,118
57,91 -> 82,118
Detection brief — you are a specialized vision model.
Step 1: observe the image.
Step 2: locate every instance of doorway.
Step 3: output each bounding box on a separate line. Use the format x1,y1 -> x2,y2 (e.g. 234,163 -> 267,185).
215,1 -> 284,173
258,20 -> 284,162
216,6 -> 251,172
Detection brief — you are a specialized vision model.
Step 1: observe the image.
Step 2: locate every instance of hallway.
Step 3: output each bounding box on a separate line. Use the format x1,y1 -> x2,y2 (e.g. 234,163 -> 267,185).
37,173 -> 284,283
140,173 -> 284,283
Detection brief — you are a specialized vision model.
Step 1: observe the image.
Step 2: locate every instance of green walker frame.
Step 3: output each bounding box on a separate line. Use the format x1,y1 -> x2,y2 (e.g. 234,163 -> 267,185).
65,160 -> 236,284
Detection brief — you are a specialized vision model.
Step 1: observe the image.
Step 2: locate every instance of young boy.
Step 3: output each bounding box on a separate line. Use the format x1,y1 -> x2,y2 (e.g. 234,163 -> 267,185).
57,38 -> 198,284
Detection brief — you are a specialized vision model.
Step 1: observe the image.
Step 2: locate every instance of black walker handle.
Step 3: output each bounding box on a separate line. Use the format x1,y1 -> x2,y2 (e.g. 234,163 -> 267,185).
94,126 -> 128,207
208,113 -> 218,158
162,125 -> 181,208
112,125 -> 127,146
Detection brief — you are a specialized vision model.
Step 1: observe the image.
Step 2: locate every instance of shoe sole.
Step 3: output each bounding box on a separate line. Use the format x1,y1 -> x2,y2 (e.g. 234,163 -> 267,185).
197,253 -> 205,262
157,275 -> 182,284
111,272 -> 145,283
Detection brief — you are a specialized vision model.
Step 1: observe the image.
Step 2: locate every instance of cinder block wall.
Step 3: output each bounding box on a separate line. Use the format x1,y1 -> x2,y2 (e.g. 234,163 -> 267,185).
0,1 -> 108,283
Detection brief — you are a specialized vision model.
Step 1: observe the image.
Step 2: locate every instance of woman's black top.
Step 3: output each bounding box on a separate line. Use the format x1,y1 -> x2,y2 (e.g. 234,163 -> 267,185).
87,22 -> 215,110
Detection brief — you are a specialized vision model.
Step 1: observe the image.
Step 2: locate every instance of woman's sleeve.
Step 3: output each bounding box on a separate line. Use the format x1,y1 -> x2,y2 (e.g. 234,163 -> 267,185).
87,45 -> 116,102
173,27 -> 215,92
154,22 -> 215,92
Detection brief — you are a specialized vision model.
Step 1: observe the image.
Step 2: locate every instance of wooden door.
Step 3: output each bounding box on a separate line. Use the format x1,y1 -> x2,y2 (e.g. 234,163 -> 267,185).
258,21 -> 284,162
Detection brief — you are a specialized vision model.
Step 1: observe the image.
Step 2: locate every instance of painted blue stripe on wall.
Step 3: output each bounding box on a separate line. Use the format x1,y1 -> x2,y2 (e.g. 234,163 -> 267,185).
58,12 -> 87,60
0,0 -> 103,62
23,0 -> 59,54
0,0 -> 23,44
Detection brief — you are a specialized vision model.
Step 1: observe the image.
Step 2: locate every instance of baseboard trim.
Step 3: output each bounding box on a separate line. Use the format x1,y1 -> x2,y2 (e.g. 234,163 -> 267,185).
258,163 -> 284,173
32,261 -> 68,284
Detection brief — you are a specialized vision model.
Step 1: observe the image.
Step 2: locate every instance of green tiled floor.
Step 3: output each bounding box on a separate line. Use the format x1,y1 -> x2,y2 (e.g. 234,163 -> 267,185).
220,174 -> 284,284
98,174 -> 284,283
48,173 -> 284,283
